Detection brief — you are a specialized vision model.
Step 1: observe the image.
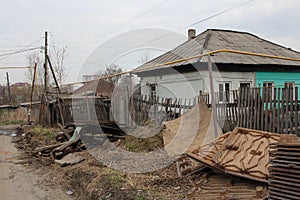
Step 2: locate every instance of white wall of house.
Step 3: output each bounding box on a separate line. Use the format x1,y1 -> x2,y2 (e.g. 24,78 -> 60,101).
139,71 -> 255,99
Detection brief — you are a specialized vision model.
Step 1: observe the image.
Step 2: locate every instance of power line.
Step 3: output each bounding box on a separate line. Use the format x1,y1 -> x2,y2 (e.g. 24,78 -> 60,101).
185,0 -> 256,28
77,0 -> 257,66
0,48 -> 32,53
0,47 -> 41,58
52,0 -> 170,41
0,66 -> 34,69
146,0 -> 256,44
61,49 -> 300,87
0,37 -> 44,61
108,0 -> 170,35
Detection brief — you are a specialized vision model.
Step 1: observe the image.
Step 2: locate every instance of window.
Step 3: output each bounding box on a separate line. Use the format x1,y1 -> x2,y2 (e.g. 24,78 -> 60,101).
284,82 -> 296,100
219,82 -> 230,102
263,82 -> 274,100
240,83 -> 251,104
263,82 -> 274,88
149,83 -> 157,101
284,82 -> 295,88
240,82 -> 250,88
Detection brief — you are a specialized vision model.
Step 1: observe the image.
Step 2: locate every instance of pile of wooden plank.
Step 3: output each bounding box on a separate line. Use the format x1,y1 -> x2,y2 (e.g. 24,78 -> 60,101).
269,135 -> 300,199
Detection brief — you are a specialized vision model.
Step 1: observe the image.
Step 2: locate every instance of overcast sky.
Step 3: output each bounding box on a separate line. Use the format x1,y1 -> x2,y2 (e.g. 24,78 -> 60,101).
1,0 -> 300,85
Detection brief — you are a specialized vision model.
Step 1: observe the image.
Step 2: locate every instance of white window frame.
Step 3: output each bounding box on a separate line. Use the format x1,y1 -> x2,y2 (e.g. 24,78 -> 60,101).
263,82 -> 274,100
218,82 -> 231,102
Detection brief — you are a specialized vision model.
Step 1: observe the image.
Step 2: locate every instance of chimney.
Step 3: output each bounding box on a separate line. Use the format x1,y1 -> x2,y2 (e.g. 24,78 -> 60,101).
188,29 -> 196,40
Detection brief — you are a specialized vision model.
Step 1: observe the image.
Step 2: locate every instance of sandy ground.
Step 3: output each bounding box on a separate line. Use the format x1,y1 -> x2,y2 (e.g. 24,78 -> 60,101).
0,129 -> 73,200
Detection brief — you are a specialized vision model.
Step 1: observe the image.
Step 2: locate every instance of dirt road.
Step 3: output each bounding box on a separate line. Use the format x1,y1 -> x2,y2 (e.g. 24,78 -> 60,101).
0,128 -> 73,200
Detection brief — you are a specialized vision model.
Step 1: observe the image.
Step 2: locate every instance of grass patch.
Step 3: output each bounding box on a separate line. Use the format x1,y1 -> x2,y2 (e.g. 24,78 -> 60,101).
101,171 -> 127,189
0,120 -> 25,125
24,126 -> 58,147
120,132 -> 164,153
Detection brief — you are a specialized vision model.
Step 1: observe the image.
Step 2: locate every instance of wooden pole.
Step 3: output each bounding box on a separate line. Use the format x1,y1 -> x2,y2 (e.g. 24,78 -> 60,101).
47,55 -> 61,94
30,63 -> 37,105
44,31 -> 48,94
129,73 -> 134,127
84,90 -> 91,123
6,72 -> 11,104
28,63 -> 37,123
2,87 -> 5,104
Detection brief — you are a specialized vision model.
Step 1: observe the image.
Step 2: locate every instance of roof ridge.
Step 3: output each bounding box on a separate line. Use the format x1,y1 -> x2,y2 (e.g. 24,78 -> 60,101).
200,29 -> 300,53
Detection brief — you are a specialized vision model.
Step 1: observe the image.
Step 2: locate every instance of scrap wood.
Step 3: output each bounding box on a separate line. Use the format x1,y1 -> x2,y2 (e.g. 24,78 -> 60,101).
50,138 -> 80,160
188,127 -> 283,182
193,173 -> 268,200
269,134 -> 300,200
57,122 -> 72,139
33,142 -> 68,154
54,153 -> 84,167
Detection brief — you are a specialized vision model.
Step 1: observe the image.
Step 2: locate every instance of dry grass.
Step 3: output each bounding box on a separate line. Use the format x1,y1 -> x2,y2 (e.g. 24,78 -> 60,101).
16,125 -> 208,200
119,131 -> 164,153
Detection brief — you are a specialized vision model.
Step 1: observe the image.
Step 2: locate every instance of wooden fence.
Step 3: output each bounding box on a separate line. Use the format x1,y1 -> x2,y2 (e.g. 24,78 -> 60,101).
238,87 -> 299,135
131,95 -> 197,125
49,96 -> 111,125
202,86 -> 300,135
51,86 -> 300,136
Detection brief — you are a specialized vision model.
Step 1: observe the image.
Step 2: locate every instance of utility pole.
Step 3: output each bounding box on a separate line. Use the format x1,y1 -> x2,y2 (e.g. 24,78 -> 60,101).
6,72 -> 11,104
208,55 -> 218,138
44,31 -> 48,93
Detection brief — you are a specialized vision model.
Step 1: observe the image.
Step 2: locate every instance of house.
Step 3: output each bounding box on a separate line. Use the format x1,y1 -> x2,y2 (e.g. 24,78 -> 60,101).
134,29 -> 300,100
10,82 -> 31,103
73,79 -> 113,98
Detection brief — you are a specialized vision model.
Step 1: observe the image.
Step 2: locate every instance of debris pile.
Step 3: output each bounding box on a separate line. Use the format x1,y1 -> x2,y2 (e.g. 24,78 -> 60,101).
14,98 -> 300,199
16,125 -> 84,167
269,134 -> 300,199
188,127 -> 282,182
21,122 -> 125,166
187,173 -> 268,200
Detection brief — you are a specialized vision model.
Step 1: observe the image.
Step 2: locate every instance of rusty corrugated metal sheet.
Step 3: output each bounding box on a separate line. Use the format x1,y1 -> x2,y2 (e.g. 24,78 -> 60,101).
188,127 -> 282,182
269,134 -> 300,200
192,173 -> 268,200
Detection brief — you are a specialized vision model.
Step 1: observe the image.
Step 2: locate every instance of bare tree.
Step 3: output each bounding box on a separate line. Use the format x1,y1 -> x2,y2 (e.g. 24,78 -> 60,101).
50,46 -> 69,85
139,51 -> 150,65
26,52 -> 43,84
101,64 -> 123,87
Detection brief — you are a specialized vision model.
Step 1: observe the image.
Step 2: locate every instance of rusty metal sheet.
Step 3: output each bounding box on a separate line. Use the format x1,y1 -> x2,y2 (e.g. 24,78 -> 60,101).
188,127 -> 282,182
192,173 -> 268,200
176,155 -> 206,176
269,134 -> 300,200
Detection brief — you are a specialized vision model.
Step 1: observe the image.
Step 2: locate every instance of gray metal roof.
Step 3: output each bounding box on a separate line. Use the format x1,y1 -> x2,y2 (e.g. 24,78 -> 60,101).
135,29 -> 300,72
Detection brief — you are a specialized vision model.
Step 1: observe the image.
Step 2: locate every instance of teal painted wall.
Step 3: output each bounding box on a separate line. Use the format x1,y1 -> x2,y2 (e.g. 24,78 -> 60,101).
256,72 -> 300,87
